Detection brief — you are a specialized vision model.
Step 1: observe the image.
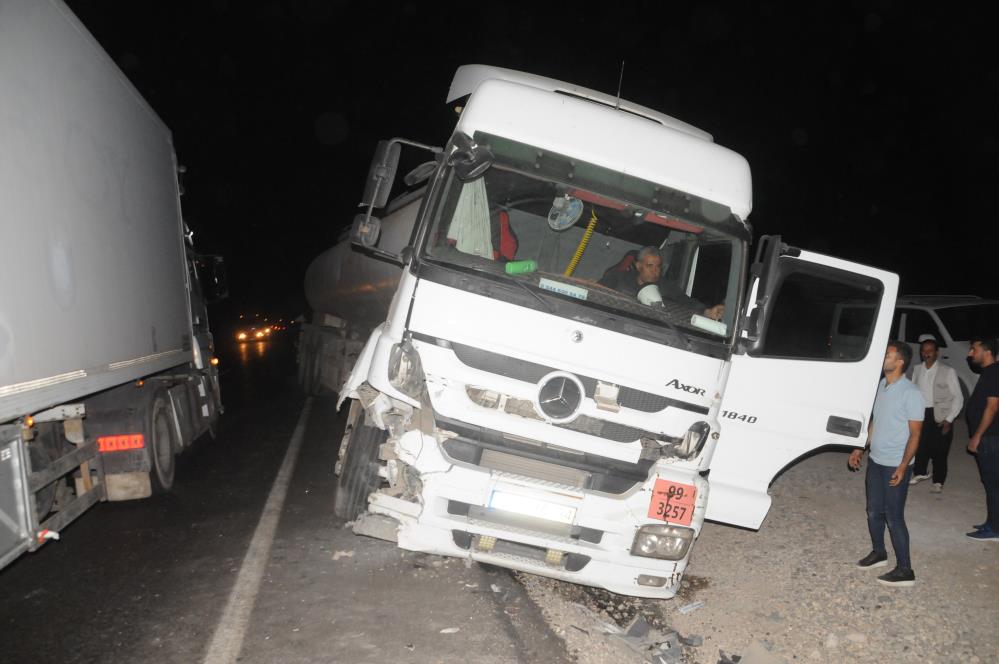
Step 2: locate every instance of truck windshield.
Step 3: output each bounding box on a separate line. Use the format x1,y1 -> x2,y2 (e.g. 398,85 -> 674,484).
420,138 -> 744,340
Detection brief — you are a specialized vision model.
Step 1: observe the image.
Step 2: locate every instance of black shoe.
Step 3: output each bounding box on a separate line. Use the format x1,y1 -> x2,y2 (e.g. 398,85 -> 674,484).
877,567 -> 915,587
973,522 -> 987,530
856,551 -> 888,569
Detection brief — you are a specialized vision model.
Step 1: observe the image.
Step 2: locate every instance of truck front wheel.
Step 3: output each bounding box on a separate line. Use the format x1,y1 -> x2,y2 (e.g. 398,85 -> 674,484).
333,402 -> 385,520
148,393 -> 177,493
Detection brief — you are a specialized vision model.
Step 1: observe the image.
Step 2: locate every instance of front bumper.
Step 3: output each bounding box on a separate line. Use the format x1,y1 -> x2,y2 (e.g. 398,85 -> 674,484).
369,428 -> 709,599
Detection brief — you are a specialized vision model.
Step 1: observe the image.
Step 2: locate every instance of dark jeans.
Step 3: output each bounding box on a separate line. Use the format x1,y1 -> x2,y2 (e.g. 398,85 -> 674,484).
913,408 -> 954,484
866,461 -> 913,570
979,436 -> 999,530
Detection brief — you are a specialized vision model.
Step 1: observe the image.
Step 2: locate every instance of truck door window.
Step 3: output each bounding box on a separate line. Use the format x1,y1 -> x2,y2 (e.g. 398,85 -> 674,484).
760,262 -> 882,361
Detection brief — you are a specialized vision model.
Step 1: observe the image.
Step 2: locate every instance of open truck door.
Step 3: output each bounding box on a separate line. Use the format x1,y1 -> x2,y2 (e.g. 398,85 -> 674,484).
706,236 -> 898,529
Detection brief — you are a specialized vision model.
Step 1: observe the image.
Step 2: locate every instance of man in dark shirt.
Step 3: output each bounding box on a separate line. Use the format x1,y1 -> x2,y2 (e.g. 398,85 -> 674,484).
598,246 -> 724,320
965,337 -> 999,541
598,246 -> 664,297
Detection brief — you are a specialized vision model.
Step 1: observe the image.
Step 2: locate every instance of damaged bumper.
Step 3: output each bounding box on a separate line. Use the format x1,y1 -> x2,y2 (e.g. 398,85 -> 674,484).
368,428 -> 708,599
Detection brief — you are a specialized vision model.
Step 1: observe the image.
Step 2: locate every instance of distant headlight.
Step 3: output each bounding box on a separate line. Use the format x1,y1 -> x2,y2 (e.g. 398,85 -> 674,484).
237,332 -> 247,341
255,330 -> 265,339
631,524 -> 694,560
388,341 -> 425,399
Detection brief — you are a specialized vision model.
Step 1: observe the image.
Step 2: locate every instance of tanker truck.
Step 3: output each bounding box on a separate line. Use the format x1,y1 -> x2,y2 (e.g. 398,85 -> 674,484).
298,64 -> 897,598
0,0 -> 226,572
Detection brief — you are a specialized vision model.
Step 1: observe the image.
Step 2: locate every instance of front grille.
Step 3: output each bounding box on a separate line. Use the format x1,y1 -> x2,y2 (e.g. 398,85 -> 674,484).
556,415 -> 654,443
438,416 -> 649,494
479,448 -> 590,488
432,336 -> 707,415
451,531 -> 592,572
473,391 -> 673,445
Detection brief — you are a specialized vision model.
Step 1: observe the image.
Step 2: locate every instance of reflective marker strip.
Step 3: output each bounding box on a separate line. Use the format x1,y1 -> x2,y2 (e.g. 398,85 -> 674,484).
97,434 -> 144,452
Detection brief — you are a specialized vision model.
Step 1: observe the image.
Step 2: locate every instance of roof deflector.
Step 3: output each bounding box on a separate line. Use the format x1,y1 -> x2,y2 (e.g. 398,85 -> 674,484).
446,65 -> 713,142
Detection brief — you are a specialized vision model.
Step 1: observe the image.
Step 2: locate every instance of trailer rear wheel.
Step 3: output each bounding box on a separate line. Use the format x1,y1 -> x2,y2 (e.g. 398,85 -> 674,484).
149,393 -> 177,493
333,402 -> 385,520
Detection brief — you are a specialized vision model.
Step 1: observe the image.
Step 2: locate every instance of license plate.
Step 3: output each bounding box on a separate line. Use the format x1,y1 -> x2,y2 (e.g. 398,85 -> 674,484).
489,490 -> 577,524
647,478 -> 696,527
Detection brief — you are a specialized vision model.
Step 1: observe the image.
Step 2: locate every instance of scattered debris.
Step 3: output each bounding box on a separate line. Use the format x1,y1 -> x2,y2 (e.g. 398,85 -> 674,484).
439,627 -> 460,634
680,634 -> 704,647
352,513 -> 399,542
569,624 -> 590,636
405,644 -> 415,651
490,583 -> 502,593
624,614 -> 651,639
739,640 -> 786,664
331,550 -> 355,561
677,600 -> 705,615
718,650 -> 742,664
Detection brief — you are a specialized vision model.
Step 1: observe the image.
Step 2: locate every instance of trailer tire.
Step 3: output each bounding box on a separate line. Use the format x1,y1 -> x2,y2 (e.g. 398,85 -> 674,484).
333,404 -> 385,520
148,393 -> 177,493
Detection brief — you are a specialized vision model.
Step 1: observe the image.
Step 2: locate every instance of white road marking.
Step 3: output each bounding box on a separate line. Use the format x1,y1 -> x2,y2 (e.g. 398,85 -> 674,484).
202,398 -> 313,664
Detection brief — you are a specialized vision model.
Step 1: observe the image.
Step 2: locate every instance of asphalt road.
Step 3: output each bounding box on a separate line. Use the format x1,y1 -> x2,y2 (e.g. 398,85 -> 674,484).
0,333 -> 570,664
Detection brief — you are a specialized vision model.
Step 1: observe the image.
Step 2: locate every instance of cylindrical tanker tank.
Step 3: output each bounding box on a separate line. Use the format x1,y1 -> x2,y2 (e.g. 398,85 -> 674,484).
304,192 -> 423,334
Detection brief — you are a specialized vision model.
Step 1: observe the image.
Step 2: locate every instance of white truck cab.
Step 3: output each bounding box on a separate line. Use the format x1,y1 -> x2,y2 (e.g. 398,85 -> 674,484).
310,65 -> 898,598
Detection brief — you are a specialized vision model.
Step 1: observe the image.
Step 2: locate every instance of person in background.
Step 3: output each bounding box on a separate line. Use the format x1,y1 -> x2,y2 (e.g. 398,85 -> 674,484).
849,341 -> 924,586
965,337 -> 999,542
909,338 -> 963,493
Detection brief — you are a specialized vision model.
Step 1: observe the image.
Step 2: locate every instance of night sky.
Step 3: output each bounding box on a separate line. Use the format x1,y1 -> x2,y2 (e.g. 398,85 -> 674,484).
65,1 -> 998,322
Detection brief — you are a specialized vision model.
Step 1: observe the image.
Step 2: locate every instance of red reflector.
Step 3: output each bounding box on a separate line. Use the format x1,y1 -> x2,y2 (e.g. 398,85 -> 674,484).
97,434 -> 145,452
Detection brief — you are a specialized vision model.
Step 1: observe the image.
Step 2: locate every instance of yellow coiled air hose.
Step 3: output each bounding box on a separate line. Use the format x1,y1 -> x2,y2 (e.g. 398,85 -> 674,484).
563,208 -> 598,277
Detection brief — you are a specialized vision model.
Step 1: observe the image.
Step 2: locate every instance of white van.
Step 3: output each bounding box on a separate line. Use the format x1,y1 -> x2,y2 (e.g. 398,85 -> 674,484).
892,296 -> 999,399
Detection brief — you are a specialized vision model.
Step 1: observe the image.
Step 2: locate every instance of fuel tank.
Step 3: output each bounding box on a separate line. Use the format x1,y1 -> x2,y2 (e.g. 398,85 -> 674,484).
304,193 -> 422,333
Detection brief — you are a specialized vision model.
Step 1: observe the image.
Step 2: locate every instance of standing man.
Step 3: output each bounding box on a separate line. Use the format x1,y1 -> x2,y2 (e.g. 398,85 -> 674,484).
849,341 -> 924,586
909,338 -> 963,492
965,337 -> 999,542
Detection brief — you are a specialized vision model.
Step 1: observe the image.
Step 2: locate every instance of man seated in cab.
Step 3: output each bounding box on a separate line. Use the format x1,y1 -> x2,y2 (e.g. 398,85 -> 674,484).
598,246 -> 724,321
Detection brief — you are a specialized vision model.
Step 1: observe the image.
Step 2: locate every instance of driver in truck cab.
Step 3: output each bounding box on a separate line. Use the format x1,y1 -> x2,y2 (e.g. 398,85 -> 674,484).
599,246 -> 725,321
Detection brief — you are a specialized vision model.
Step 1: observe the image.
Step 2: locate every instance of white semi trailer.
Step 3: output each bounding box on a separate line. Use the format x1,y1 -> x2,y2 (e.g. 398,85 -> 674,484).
299,65 -> 898,598
0,0 -> 227,572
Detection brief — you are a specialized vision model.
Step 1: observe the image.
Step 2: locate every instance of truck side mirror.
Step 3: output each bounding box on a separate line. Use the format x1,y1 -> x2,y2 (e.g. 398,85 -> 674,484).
449,132 -> 493,181
403,160 -> 438,187
199,255 -> 229,303
350,213 -> 381,248
360,140 -> 401,210
736,235 -> 788,355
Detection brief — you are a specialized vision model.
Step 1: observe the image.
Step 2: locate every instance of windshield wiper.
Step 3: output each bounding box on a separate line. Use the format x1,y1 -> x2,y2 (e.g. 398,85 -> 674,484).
504,276 -> 554,313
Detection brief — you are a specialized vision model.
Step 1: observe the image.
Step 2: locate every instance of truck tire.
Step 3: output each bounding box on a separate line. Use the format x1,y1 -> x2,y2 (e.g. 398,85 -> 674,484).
148,393 -> 177,493
333,403 -> 386,520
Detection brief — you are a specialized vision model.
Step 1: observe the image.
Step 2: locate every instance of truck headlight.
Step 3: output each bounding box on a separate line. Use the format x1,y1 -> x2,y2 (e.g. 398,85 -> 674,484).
631,524 -> 694,560
388,341 -> 425,398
